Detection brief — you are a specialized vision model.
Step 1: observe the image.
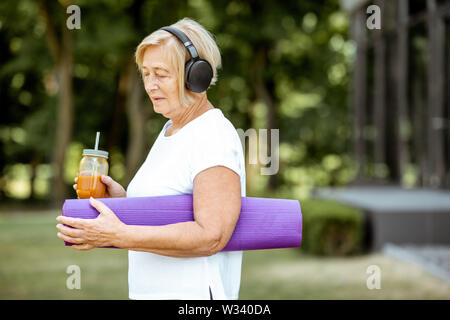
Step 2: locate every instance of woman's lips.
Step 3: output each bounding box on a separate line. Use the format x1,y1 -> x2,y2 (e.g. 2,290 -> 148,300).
152,97 -> 165,104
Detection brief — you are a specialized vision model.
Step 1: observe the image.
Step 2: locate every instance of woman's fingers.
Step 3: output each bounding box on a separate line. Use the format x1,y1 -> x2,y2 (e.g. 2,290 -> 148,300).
56,224 -> 83,238
71,243 -> 94,251
100,175 -> 126,198
101,175 -> 112,185
89,197 -> 114,216
56,216 -> 87,229
57,231 -> 84,244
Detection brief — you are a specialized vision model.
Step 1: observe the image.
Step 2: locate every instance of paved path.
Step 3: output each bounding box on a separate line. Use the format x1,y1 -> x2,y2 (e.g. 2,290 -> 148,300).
382,243 -> 450,284
314,187 -> 450,212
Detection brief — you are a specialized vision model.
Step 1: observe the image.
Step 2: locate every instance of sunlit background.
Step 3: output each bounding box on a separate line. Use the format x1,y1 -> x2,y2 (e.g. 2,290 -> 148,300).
0,0 -> 449,300
0,0 -> 354,202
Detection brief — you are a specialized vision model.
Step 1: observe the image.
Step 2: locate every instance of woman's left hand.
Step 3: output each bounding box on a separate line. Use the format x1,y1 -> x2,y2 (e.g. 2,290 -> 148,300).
56,197 -> 126,251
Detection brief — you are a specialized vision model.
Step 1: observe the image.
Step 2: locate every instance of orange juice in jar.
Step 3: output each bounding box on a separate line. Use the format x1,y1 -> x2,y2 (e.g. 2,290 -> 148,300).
76,149 -> 109,199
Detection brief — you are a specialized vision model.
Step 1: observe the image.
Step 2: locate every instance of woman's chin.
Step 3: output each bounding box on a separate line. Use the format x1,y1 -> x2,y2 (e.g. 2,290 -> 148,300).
152,104 -> 164,113
153,104 -> 171,117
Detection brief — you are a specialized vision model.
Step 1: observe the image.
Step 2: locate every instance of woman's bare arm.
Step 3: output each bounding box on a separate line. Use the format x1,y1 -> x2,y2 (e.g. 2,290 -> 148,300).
116,165 -> 242,257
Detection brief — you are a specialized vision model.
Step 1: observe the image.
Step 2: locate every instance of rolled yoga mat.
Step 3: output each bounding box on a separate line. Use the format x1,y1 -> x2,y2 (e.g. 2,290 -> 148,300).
62,194 -> 302,251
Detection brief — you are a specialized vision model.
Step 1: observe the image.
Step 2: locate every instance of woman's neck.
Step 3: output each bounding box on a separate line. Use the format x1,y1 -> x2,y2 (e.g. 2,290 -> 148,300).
169,95 -> 214,130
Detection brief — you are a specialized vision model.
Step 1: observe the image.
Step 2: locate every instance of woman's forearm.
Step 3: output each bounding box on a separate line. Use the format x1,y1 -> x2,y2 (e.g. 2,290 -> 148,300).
115,221 -> 221,257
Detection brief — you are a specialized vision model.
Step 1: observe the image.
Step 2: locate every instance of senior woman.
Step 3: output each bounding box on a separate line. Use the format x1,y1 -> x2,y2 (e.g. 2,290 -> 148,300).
56,18 -> 246,300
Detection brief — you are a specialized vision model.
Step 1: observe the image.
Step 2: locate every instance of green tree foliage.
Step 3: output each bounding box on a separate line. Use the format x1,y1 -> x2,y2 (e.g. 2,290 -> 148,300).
0,0 -> 354,203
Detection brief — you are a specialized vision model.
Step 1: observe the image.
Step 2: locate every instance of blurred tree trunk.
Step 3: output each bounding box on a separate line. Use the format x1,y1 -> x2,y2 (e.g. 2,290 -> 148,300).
106,66 -> 129,153
121,0 -> 152,188
411,47 -> 427,187
244,102 -> 258,195
385,0 -> 402,184
350,8 -> 367,182
29,152 -> 41,200
447,33 -> 450,188
250,44 -> 278,191
124,60 -> 151,186
426,0 -> 445,187
373,0 -> 386,180
38,0 -> 74,205
396,0 -> 410,185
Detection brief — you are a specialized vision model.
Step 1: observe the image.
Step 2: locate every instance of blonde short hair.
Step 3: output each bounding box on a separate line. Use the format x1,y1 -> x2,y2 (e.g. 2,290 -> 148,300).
135,18 -> 221,107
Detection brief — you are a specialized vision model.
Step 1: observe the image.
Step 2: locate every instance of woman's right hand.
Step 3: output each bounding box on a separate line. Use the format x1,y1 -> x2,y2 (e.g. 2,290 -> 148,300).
73,175 -> 127,198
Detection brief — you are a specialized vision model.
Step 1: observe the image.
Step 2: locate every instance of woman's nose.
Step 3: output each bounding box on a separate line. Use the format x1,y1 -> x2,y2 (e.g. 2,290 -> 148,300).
145,75 -> 159,92
146,83 -> 158,92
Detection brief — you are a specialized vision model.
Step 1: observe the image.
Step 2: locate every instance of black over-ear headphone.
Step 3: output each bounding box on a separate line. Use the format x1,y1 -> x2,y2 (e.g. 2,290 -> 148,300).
160,26 -> 213,93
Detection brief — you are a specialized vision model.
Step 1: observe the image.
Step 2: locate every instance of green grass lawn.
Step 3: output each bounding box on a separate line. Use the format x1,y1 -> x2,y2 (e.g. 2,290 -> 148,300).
0,209 -> 449,300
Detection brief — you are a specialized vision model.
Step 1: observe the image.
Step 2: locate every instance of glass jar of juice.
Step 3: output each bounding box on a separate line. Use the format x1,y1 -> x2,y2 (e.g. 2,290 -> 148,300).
76,149 -> 109,199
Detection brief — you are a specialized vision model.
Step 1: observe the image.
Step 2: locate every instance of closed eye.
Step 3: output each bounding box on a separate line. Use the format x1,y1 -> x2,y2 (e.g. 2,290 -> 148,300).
142,72 -> 169,79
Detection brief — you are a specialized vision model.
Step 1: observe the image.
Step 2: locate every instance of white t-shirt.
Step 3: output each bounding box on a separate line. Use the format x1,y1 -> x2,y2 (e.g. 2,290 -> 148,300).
126,108 -> 246,300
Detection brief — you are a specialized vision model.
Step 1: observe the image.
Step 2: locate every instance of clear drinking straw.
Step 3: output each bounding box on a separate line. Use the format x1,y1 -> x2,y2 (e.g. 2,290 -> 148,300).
95,131 -> 100,150
92,132 -> 100,191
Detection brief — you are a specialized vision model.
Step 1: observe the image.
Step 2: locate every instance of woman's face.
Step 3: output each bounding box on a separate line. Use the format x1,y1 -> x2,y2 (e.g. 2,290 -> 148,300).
141,45 -> 182,118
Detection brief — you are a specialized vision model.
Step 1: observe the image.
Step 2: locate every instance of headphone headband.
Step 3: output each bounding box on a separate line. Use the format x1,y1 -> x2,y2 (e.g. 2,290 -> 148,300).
160,26 -> 199,60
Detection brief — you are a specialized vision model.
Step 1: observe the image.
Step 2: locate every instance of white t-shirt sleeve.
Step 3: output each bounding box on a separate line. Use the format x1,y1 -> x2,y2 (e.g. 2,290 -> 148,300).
189,124 -> 243,183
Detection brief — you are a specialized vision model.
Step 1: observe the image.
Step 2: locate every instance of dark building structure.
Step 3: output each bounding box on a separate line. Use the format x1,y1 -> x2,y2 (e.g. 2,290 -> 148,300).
316,0 -> 450,250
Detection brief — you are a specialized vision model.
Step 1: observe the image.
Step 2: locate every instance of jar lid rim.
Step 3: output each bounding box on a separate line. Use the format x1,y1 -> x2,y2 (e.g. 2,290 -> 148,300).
82,149 -> 109,158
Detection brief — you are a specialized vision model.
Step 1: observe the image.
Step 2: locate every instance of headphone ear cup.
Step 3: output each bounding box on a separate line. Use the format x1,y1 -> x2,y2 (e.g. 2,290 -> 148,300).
185,59 -> 213,93
184,60 -> 195,91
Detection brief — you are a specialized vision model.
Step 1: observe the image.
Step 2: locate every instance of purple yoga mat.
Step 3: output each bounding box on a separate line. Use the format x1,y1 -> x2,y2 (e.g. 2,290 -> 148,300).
62,194 -> 302,251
